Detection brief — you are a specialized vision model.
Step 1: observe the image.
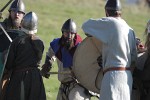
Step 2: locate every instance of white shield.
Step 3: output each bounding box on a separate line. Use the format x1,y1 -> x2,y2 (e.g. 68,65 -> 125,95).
73,36 -> 142,99
73,37 -> 103,93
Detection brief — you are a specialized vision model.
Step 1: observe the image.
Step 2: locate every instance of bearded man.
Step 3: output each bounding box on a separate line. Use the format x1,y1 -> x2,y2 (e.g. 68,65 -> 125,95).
0,0 -> 25,30
0,0 -> 25,99
41,18 -> 91,100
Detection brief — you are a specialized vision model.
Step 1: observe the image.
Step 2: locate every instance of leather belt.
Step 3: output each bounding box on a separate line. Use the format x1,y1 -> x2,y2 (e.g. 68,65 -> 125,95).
14,67 -> 37,72
103,67 -> 131,74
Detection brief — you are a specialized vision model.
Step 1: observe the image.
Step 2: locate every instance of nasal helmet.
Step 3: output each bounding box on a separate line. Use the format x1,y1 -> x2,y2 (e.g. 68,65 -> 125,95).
61,18 -> 77,34
9,0 -> 25,14
21,12 -> 38,34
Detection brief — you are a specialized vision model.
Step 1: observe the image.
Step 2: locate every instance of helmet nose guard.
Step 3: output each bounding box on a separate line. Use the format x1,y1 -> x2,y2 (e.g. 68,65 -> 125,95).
61,18 -> 77,34
9,0 -> 25,14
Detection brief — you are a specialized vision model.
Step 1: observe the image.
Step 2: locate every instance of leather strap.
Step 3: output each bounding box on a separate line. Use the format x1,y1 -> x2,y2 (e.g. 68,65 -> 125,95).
103,67 -> 131,74
14,67 -> 37,73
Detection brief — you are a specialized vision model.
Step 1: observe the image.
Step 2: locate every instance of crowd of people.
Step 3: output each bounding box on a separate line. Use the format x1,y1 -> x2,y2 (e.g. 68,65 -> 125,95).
0,0 -> 149,100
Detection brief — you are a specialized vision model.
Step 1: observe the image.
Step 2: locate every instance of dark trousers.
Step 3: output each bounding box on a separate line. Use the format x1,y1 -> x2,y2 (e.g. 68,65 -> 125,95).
140,88 -> 150,100
140,81 -> 150,100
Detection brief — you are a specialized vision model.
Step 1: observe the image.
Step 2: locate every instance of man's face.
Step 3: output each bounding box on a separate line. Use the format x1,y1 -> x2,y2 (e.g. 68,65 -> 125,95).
62,31 -> 76,49
10,10 -> 24,28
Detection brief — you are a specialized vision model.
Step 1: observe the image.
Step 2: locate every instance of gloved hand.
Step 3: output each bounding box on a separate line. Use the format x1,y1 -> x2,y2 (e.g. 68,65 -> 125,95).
41,63 -> 51,78
42,72 -> 50,79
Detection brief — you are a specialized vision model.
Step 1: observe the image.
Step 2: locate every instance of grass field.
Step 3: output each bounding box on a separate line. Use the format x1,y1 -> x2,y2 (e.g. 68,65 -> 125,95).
0,0 -> 149,100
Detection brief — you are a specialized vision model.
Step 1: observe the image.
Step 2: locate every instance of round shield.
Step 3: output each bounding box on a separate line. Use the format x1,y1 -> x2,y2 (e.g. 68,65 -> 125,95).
73,37 -> 103,93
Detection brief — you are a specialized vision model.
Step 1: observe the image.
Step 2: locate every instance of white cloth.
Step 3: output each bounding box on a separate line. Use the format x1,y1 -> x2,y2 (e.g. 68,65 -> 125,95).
82,17 -> 137,100
68,85 -> 91,100
82,17 -> 137,69
46,47 -> 91,100
46,47 -> 73,83
57,84 -> 91,100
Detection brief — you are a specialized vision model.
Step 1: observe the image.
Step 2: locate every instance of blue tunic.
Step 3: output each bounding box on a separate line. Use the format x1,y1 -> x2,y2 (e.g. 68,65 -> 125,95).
50,38 -> 73,68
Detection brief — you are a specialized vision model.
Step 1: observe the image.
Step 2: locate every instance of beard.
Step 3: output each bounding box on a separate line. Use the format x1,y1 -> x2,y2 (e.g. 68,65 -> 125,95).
65,40 -> 73,49
61,37 -> 74,50
12,18 -> 22,28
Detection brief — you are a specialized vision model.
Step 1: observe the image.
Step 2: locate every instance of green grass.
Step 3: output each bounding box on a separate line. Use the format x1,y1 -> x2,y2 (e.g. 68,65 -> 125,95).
0,0 -> 149,100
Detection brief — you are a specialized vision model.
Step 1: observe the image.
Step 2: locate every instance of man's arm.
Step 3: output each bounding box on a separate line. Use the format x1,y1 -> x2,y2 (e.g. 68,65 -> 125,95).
41,47 -> 56,78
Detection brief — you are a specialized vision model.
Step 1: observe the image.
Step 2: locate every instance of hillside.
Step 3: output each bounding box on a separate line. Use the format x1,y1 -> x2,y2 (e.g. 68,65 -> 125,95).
0,0 -> 149,99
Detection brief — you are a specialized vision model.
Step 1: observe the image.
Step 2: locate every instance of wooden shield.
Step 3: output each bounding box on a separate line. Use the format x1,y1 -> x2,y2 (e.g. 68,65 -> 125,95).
73,37 -> 103,93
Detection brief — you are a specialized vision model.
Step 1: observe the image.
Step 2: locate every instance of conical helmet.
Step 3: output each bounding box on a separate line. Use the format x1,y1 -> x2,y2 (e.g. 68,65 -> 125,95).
21,12 -> 38,34
61,18 -> 77,34
105,0 -> 121,11
9,0 -> 25,14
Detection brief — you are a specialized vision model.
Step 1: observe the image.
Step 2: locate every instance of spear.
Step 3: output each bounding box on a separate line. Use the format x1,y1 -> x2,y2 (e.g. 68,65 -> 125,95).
47,71 -> 72,75
0,24 -> 12,42
0,23 -> 12,82
0,0 -> 14,19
